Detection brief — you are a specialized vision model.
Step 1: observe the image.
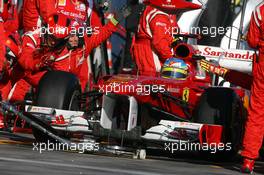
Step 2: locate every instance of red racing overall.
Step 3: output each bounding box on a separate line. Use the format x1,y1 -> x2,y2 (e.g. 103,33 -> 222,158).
56,0 -> 102,28
242,2 -> 264,160
131,5 -> 177,76
19,21 -> 117,91
22,0 -> 57,32
56,0 -> 103,90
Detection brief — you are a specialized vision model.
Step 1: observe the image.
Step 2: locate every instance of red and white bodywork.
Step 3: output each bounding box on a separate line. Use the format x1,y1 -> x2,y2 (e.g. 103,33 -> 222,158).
26,105 -> 90,133
195,45 -> 254,73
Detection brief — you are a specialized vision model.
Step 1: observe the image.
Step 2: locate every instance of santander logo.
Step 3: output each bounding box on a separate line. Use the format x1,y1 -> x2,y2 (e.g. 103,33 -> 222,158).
194,45 -> 254,61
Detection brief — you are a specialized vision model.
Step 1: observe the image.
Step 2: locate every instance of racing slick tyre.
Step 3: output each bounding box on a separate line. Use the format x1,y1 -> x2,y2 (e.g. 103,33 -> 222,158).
33,71 -> 82,142
194,87 -> 245,160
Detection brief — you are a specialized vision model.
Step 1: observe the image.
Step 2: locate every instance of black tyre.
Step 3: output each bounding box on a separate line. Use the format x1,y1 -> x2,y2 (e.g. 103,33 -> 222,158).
36,71 -> 81,110
32,71 -> 82,142
194,87 -> 245,160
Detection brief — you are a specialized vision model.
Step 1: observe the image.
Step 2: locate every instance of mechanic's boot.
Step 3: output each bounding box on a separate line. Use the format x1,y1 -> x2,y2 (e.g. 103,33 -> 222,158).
241,158 -> 255,174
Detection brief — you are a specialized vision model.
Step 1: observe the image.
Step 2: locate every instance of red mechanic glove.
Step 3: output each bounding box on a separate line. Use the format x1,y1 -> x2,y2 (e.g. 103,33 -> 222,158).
35,54 -> 56,71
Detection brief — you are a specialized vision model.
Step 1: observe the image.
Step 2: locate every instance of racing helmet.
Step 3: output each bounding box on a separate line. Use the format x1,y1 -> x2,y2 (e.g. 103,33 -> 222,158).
161,58 -> 188,80
44,14 -> 73,49
143,0 -> 201,14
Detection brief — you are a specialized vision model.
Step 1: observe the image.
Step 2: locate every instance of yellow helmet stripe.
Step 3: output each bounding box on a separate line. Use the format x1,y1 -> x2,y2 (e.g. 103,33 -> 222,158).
161,67 -> 187,75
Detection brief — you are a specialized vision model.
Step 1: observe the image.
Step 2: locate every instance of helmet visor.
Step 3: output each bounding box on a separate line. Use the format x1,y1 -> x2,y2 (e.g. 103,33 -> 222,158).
161,67 -> 188,79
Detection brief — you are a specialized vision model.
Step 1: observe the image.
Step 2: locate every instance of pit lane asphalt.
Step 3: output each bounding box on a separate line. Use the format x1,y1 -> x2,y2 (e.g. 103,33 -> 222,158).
0,131 -> 263,175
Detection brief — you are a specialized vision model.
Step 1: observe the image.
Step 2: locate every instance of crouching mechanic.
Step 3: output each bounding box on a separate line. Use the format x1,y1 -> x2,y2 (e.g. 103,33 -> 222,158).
0,0 -> 18,77
131,0 -> 200,76
239,2 -> 264,174
0,0 -> 20,129
56,0 -> 103,90
19,10 -> 130,91
0,32 -> 36,103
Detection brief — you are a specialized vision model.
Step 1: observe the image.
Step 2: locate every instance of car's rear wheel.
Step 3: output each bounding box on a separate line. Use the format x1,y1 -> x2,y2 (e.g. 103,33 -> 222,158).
32,71 -> 81,142
194,87 -> 245,160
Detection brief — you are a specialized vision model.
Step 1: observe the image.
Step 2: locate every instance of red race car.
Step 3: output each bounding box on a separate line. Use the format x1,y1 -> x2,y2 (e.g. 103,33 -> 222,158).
1,35 -> 248,159
89,39 -> 247,158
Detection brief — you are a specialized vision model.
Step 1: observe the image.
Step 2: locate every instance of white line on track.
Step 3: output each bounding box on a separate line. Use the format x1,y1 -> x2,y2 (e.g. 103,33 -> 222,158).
0,157 -> 165,175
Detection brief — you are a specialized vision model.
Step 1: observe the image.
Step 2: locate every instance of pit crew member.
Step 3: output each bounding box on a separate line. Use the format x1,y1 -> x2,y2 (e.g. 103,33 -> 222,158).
240,2 -> 264,174
0,0 -> 19,74
56,0 -> 102,29
1,0 -> 19,33
0,32 -> 23,129
56,0 -> 103,90
0,0 -> 21,129
131,0 -> 200,76
0,32 -> 32,102
0,0 -> 21,101
22,0 -> 57,32
0,0 -> 6,76
19,10 -> 130,91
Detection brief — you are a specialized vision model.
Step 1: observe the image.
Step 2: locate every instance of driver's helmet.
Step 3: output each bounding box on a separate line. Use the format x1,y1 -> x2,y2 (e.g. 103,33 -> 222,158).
161,58 -> 188,80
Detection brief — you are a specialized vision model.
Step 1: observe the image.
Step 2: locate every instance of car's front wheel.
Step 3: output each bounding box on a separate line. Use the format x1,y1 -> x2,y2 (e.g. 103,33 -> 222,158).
32,71 -> 81,142
194,87 -> 245,160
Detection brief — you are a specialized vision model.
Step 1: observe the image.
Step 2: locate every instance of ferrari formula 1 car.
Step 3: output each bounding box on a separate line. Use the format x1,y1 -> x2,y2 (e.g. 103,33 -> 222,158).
4,38 -> 248,159
0,36 -> 248,159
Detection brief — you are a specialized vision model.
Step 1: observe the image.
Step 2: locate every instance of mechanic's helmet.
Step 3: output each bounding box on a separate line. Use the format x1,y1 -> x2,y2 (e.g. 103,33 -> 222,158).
143,0 -> 201,14
161,58 -> 188,80
44,14 -> 73,49
0,0 -> 12,21
4,33 -> 20,68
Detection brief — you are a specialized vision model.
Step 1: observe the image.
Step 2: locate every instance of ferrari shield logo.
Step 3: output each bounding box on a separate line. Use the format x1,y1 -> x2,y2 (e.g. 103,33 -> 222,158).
58,0 -> 66,6
182,88 -> 190,102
